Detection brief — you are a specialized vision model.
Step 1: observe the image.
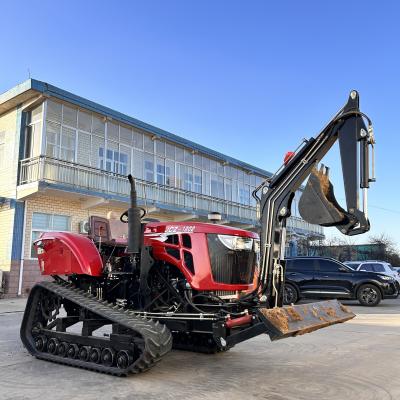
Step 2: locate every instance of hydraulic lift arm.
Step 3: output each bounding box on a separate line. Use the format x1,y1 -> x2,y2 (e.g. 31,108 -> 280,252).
255,90 -> 376,309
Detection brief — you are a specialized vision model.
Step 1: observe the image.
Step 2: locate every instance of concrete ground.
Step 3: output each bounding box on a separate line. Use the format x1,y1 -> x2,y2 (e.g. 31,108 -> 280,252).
1,298 -> 399,400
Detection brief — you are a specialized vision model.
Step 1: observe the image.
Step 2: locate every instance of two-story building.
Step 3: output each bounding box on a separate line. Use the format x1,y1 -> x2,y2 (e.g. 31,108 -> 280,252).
0,79 -> 323,297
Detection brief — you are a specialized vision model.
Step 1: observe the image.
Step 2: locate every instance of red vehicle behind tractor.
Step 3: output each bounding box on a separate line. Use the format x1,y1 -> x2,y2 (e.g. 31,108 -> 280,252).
21,91 -> 376,375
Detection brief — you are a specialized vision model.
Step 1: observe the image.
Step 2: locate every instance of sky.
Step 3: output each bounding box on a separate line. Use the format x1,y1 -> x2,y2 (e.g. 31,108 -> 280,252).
1,0 -> 399,244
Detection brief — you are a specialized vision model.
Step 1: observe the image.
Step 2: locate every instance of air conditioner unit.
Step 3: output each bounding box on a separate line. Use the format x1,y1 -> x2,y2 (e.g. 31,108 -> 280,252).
79,220 -> 90,234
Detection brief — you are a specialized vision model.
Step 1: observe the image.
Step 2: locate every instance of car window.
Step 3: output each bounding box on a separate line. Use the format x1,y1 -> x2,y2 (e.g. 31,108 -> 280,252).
315,259 -> 341,272
347,262 -> 360,269
371,263 -> 386,273
359,264 -> 374,272
286,259 -> 315,272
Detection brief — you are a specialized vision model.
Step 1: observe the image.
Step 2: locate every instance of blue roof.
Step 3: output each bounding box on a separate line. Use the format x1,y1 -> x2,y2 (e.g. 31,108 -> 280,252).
1,79 -> 271,178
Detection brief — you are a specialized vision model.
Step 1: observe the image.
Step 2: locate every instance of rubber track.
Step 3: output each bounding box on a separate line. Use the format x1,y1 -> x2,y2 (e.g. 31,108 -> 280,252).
21,281 -> 173,376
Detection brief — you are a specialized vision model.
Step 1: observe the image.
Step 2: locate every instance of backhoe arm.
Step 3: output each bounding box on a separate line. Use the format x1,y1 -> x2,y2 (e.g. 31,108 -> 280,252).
256,90 -> 375,308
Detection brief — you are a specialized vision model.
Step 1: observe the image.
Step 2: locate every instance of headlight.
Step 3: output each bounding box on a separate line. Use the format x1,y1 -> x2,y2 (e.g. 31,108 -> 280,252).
217,234 -> 253,251
380,276 -> 394,281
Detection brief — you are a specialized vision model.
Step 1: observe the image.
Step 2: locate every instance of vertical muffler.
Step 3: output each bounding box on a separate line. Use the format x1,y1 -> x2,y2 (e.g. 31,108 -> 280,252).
127,174 -> 142,255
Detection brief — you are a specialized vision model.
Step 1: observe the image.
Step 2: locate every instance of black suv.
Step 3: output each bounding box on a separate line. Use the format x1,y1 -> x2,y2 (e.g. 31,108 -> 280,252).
284,257 -> 399,306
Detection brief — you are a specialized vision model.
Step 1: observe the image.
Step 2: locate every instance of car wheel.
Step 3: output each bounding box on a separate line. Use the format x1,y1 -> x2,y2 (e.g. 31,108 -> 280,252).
284,283 -> 299,305
357,284 -> 382,306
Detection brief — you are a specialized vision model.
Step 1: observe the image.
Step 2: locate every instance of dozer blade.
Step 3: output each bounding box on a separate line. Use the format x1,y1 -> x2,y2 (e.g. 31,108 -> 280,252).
298,165 -> 349,227
257,300 -> 355,341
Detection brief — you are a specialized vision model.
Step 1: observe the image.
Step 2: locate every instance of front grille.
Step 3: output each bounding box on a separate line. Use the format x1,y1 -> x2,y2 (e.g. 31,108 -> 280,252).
207,234 -> 256,285
214,290 -> 238,299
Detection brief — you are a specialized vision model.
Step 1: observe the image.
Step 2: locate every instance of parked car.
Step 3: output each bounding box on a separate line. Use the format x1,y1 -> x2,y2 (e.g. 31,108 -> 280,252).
284,257 -> 399,306
344,260 -> 400,286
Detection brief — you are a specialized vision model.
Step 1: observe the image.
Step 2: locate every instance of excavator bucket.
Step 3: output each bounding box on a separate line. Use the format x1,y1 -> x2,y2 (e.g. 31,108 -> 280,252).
298,166 -> 349,227
257,300 -> 355,341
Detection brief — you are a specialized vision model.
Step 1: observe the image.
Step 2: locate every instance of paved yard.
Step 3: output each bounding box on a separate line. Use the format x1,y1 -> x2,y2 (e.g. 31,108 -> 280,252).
0,297 -> 399,400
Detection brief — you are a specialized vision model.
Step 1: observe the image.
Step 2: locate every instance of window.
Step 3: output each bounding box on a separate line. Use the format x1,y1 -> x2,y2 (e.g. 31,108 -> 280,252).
286,259 -> 316,272
120,152 -> 128,175
92,116 -> 105,137
133,131 -> 143,149
46,121 -> 61,158
202,171 -> 210,196
165,159 -> 175,186
183,166 -> 193,191
108,122 -> 120,142
143,135 -> 154,153
156,157 -> 165,184
62,105 -> 77,127
106,149 -> 113,171
202,156 -> 210,171
316,259 -> 341,272
46,123 -> 76,162
0,132 -> 5,168
239,183 -> 250,205
120,126 -> 132,146
359,264 -> 374,272
346,262 -> 360,270
133,148 -> 143,179
372,264 -> 386,273
176,147 -> 184,162
224,179 -> 232,201
156,141 -> 165,156
193,168 -> 202,193
184,149 -> 193,165
60,127 -> 76,162
166,143 -> 175,159
362,263 -> 386,273
99,147 -> 129,174
144,152 -> 154,182
211,174 -> 224,198
31,213 -> 70,258
78,110 -> 92,132
194,154 -> 202,168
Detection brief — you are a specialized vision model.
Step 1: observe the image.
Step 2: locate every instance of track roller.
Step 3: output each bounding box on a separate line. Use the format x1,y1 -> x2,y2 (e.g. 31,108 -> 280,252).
47,338 -> 59,355
116,350 -> 133,369
78,346 -> 91,362
89,347 -> 101,364
57,341 -> 68,357
34,335 -> 47,352
101,348 -> 115,367
67,344 -> 79,359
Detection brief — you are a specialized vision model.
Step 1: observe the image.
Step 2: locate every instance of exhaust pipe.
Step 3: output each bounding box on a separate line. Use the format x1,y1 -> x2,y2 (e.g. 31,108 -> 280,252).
127,174 -> 142,255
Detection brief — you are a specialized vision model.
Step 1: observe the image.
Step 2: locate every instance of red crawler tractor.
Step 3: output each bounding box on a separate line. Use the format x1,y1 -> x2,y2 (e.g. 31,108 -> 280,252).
21,91 -> 376,375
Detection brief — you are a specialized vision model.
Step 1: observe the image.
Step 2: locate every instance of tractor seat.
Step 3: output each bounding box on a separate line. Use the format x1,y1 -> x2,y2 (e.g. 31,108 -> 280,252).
108,218 -> 128,244
89,215 -> 127,245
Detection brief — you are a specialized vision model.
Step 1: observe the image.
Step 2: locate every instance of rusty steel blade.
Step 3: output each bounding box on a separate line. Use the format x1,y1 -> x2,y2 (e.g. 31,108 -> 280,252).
257,300 -> 355,341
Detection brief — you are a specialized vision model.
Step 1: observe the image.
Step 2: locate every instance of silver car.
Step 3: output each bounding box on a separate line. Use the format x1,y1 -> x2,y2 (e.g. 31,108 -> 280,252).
344,260 -> 400,285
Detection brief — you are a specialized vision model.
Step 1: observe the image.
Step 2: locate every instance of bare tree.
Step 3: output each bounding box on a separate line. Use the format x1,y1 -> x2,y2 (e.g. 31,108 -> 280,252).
368,234 -> 400,265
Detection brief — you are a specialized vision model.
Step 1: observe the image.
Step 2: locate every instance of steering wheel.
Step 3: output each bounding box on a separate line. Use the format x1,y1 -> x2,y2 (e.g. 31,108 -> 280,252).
120,208 -> 147,223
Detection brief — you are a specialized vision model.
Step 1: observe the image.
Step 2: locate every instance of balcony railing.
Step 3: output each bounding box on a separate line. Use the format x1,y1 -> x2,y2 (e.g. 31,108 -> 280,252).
18,156 -> 324,236
19,156 -> 258,221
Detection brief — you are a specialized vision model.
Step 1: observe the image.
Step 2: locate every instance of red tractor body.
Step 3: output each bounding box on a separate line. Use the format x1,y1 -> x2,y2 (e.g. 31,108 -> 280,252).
36,221 -> 259,293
